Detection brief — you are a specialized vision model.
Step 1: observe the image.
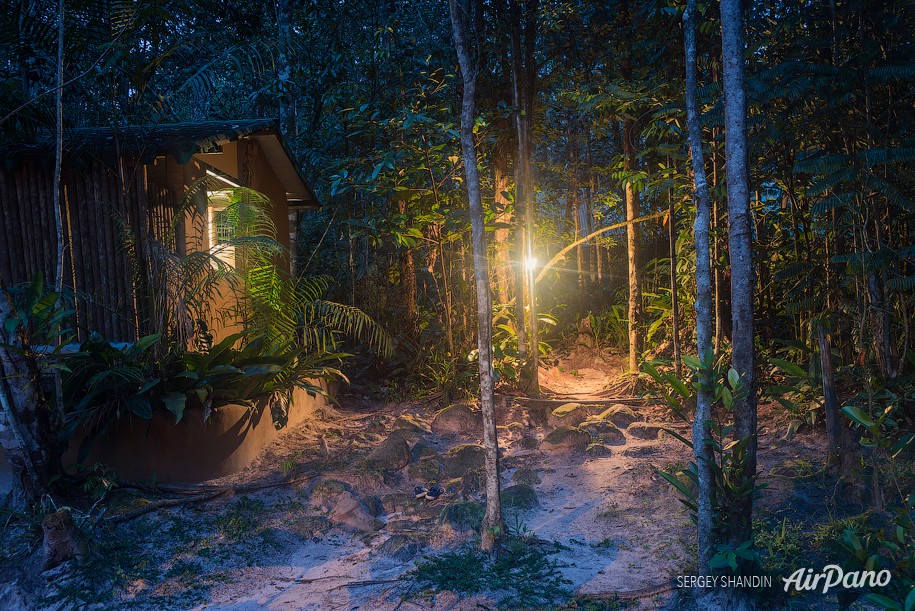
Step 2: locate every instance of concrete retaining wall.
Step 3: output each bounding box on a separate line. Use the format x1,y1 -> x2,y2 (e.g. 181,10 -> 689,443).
0,383 -> 331,493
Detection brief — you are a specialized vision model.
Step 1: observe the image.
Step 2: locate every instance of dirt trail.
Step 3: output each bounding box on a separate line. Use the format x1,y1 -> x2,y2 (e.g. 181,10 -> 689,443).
538,345 -> 626,400
184,347 -> 699,610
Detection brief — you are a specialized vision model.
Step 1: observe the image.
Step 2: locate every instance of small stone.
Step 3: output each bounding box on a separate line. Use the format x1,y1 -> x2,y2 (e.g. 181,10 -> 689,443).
512,468 -> 541,486
585,443 -> 613,458
581,420 -> 626,445
628,423 -> 664,440
501,484 -> 539,510
440,444 -> 486,477
593,405 -> 641,428
394,414 -> 431,434
329,494 -> 383,532
390,427 -> 424,443
621,446 -> 659,458
540,426 -> 592,454
365,435 -> 411,470
377,533 -> 428,561
511,435 -> 540,450
548,403 -> 590,427
431,404 -> 482,435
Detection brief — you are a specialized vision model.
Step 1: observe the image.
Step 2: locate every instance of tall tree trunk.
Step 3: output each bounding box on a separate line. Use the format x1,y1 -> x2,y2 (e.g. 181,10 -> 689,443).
509,0 -> 539,397
492,142 -> 513,305
398,201 -> 419,335
669,198 -> 681,376
683,0 -> 715,575
817,326 -> 846,466
623,125 -> 641,373
450,0 -> 504,551
721,0 -> 757,547
621,0 -> 641,374
53,0 -> 64,294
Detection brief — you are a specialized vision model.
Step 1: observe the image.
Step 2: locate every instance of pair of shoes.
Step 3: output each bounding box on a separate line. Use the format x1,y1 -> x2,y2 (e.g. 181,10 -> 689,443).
413,485 -> 444,501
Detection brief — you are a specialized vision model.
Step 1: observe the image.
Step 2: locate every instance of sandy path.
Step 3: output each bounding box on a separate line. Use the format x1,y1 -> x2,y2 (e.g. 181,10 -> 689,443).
194,350 -> 694,610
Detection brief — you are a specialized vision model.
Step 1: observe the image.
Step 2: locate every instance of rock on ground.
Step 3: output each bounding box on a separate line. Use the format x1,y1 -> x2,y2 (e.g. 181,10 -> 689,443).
581,420 -> 626,445
628,423 -> 665,440
540,426 -> 592,454
593,404 -> 641,428
431,403 -> 482,435
42,508 -> 87,570
365,434 -> 411,470
440,444 -> 486,477
394,413 -> 432,434
585,443 -> 613,457
548,403 -> 591,427
376,533 -> 429,561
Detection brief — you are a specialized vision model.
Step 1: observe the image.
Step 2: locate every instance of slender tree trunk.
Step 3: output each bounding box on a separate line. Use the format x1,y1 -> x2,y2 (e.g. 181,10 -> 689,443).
53,0 -> 64,294
669,198 -> 681,376
396,199 -> 419,336
509,0 -> 539,397
817,326 -> 845,466
493,143 -> 513,305
620,0 -> 641,374
623,126 -> 641,373
721,0 -> 757,547
684,0 -> 715,575
450,0 -> 504,551
51,0 -> 65,419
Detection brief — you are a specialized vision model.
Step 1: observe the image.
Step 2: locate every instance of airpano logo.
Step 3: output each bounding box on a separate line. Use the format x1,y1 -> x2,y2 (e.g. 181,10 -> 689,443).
782,565 -> 892,593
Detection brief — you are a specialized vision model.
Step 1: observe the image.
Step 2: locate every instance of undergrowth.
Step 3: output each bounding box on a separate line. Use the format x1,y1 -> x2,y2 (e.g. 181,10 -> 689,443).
410,538 -> 572,608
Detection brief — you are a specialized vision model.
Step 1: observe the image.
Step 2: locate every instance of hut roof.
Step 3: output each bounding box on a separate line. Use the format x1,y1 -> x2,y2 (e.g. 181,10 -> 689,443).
1,119 -> 317,206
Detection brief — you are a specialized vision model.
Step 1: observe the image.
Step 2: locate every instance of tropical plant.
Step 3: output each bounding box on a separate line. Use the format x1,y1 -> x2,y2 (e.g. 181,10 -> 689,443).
481,305 -> 555,385
61,329 -> 350,459
766,345 -> 824,439
644,354 -> 766,573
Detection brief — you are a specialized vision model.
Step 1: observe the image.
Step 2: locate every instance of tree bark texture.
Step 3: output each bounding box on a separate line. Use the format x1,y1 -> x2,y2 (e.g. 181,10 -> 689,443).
449,0 -> 504,551
684,0 -> 716,575
721,0 -> 757,546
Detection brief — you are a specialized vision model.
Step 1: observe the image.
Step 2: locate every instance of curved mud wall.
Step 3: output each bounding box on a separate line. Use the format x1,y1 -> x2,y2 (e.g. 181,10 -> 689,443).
61,383 -> 332,484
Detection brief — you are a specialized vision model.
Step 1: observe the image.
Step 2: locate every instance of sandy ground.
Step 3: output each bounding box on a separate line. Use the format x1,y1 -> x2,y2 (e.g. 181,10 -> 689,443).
1,345 -> 846,610
190,348 -> 695,610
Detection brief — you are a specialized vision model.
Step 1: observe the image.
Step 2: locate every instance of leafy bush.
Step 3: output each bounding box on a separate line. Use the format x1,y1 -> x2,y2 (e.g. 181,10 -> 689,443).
61,330 -> 347,459
588,305 -> 628,350
831,375 -> 915,610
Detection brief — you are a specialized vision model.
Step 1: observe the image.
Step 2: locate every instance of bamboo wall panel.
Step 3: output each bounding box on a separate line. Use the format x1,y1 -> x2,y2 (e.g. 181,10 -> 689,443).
0,157 -> 167,341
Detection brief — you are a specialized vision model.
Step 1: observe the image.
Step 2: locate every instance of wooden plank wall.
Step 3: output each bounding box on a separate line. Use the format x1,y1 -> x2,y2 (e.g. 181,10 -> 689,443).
0,156 -> 165,342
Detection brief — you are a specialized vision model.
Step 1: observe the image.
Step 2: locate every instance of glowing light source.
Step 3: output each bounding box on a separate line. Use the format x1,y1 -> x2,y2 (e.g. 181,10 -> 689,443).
524,257 -> 538,272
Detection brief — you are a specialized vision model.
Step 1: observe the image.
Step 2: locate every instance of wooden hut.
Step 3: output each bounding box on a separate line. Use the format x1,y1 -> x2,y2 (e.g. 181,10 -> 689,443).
0,119 -> 318,341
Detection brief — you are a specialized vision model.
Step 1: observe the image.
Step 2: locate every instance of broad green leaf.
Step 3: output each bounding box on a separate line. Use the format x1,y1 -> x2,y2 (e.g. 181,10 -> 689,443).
842,405 -> 876,429
162,392 -> 187,424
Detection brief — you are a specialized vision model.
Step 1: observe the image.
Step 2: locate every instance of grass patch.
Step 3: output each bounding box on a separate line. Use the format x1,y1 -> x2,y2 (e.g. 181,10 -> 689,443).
215,497 -> 265,541
410,539 -> 572,608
